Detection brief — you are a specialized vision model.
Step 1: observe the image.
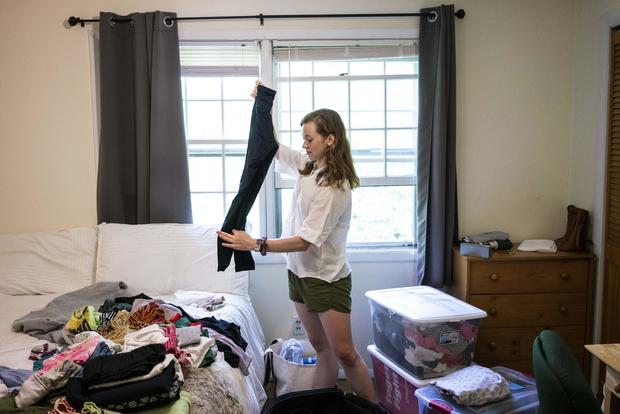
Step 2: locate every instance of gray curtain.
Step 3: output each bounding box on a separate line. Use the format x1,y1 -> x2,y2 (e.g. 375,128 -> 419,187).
416,5 -> 458,287
97,11 -> 192,224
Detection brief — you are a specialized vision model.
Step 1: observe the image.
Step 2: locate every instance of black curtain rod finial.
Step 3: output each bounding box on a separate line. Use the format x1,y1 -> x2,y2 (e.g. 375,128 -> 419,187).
455,9 -> 466,19
68,16 -> 81,27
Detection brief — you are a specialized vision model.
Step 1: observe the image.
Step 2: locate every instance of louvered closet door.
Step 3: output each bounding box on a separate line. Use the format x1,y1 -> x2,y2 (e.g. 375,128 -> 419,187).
601,28 -> 620,345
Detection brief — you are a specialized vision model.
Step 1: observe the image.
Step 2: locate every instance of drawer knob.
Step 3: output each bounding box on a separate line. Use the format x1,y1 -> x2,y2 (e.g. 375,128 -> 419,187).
560,272 -> 570,280
489,307 -> 498,316
489,273 -> 499,281
487,341 -> 497,350
559,306 -> 568,314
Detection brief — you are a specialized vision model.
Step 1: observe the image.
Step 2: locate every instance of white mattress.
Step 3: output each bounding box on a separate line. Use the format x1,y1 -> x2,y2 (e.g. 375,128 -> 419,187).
1,291 -> 267,413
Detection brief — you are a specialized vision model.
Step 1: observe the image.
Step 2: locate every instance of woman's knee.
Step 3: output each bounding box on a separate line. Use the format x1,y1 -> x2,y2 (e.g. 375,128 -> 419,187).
333,345 -> 359,367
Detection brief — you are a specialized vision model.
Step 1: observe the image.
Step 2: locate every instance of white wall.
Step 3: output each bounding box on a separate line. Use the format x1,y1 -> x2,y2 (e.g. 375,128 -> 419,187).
0,0 -> 584,368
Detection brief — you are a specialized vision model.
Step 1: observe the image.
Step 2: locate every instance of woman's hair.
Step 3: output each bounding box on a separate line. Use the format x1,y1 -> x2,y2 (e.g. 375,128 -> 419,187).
298,109 -> 360,189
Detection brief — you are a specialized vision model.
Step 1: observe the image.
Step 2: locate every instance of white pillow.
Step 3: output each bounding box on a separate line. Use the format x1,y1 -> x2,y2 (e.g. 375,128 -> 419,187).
95,223 -> 249,298
0,227 -> 97,295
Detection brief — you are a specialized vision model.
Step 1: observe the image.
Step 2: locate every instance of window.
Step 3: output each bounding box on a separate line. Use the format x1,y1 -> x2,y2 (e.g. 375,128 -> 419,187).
180,43 -> 261,236
180,39 -> 418,247
274,41 -> 418,246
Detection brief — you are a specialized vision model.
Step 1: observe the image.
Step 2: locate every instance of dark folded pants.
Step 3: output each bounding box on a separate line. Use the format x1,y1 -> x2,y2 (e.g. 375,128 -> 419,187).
81,343 -> 166,386
217,85 -> 278,272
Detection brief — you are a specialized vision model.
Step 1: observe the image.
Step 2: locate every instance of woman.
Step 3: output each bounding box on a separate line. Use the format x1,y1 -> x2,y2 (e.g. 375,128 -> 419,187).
217,81 -> 376,402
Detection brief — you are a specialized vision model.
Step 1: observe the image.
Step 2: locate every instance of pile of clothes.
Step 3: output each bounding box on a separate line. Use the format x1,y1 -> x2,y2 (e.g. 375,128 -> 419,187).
372,309 -> 481,379
3,282 -> 251,413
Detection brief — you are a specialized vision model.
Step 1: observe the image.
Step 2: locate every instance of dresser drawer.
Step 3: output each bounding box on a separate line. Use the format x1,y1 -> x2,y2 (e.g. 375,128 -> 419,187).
475,325 -> 585,361
469,293 -> 587,327
469,260 -> 590,294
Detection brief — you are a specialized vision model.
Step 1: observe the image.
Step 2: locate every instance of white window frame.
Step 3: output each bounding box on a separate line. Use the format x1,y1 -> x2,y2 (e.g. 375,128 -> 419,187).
179,28 -> 417,261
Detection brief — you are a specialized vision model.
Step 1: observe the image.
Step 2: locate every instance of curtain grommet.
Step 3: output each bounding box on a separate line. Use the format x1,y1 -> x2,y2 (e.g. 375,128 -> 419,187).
129,17 -> 134,28
427,11 -> 438,23
163,16 -> 174,28
108,17 -> 116,29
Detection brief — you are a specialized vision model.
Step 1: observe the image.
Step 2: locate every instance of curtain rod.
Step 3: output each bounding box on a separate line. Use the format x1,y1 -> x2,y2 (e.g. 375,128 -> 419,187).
67,10 -> 465,28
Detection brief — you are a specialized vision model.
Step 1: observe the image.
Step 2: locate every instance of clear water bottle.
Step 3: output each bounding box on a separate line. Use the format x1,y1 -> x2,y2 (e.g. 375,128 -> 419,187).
281,338 -> 303,364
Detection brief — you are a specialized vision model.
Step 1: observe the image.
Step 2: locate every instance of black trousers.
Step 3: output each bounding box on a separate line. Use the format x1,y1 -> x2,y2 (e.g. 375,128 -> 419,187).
217,85 -> 278,272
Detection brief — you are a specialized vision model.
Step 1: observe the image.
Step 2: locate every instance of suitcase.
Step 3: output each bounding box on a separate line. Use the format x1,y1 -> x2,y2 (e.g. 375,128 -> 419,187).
264,387 -> 389,414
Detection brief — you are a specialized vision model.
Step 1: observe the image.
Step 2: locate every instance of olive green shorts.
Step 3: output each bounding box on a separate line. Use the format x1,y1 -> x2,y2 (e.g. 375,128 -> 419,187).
288,270 -> 352,314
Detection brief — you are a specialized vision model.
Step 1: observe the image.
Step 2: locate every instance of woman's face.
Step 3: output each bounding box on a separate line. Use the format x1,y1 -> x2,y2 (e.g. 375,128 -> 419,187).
302,121 -> 334,165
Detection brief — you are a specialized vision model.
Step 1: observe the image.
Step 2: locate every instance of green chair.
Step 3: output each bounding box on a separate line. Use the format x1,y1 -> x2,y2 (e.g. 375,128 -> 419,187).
532,330 -> 602,414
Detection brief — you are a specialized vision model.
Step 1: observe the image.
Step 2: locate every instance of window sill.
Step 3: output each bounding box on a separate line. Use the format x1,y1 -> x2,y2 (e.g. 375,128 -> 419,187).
252,247 -> 415,265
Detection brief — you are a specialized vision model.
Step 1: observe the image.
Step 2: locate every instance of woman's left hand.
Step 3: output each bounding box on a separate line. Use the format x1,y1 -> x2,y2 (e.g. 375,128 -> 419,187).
217,229 -> 256,251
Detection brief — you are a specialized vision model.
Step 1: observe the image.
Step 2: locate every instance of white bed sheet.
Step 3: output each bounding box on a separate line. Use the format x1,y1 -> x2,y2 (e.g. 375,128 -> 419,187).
0,290 -> 267,413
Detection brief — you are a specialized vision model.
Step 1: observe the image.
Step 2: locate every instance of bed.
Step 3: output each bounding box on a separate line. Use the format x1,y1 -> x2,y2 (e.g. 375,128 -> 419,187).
0,223 -> 268,413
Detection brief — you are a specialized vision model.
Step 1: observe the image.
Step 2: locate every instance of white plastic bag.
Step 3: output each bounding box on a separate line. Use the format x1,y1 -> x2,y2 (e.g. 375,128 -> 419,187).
264,338 -> 317,397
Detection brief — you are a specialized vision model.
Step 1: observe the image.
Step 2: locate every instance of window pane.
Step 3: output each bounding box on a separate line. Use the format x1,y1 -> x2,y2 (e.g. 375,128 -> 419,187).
349,61 -> 384,76
385,60 -> 415,75
350,80 -> 384,111
279,111 -> 292,131
277,62 -> 289,77
315,81 -> 348,111
224,156 -> 245,192
386,111 -> 416,128
290,61 -> 313,77
386,161 -> 414,177
185,77 -> 222,100
350,111 -> 384,129
290,81 -> 313,112
189,156 -> 223,192
191,193 -> 224,225
387,129 -> 414,177
387,129 -> 414,150
350,186 -> 413,243
223,101 -> 253,139
386,79 -> 415,111
350,129 -> 384,177
186,101 -> 222,140
223,77 -> 255,100
314,61 -> 348,77
279,82 -> 290,110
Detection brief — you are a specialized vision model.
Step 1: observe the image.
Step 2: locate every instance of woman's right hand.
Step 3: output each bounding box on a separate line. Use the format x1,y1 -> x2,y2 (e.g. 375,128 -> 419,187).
250,80 -> 262,98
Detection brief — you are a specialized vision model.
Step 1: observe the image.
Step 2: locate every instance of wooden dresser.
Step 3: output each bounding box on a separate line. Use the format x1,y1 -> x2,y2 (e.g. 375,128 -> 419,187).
450,247 -> 596,374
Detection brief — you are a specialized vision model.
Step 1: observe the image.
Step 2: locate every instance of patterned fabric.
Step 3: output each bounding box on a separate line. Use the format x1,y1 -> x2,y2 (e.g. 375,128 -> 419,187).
97,310 -> 130,344
50,396 -> 81,414
128,303 -> 165,329
66,306 -> 102,333
431,365 -> 509,406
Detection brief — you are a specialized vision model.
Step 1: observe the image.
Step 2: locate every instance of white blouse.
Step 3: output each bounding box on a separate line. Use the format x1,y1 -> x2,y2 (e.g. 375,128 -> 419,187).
276,144 -> 352,283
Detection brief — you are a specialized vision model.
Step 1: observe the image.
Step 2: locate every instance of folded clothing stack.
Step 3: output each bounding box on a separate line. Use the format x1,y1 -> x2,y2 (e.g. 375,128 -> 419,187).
460,231 -> 513,259
431,365 -> 509,406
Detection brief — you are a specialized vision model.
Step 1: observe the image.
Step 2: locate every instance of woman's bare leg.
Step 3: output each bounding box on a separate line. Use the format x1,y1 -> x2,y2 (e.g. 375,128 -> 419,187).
318,309 -> 377,402
294,302 -> 339,388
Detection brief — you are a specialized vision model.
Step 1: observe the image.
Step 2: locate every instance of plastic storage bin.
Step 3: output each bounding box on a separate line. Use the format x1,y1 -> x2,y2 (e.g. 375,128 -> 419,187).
368,344 -> 433,414
366,286 -> 487,379
415,366 -> 539,413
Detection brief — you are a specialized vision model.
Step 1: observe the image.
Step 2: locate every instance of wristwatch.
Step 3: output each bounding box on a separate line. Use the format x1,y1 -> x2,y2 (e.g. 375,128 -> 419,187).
253,239 -> 262,252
